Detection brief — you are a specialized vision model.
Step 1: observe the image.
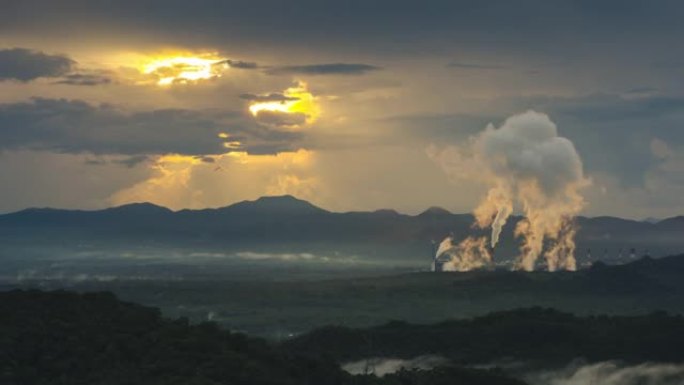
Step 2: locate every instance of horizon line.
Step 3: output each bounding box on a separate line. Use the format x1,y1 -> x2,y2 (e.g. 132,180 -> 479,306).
0,195 -> 680,223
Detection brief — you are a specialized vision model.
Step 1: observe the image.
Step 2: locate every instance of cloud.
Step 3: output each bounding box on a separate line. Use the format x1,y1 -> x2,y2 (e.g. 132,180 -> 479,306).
53,71 -> 113,86
0,48 -> 113,86
0,97 -> 302,156
253,110 -> 308,128
2,3 -> 684,220
7,0 -> 682,58
239,93 -> 300,102
266,63 -> 381,76
0,48 -> 74,81
223,59 -> 259,69
245,81 -> 320,130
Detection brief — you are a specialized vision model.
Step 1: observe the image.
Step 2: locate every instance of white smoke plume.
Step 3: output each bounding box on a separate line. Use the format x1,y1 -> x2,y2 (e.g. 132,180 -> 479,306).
429,110 -> 589,271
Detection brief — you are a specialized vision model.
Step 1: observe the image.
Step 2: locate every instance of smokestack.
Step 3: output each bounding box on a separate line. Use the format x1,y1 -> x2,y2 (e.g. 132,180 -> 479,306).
630,248 -> 636,259
431,240 -> 438,272
586,248 -> 592,260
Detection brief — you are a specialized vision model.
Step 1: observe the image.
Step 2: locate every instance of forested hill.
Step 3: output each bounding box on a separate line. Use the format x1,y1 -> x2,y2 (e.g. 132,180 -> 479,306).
0,290 -> 524,385
285,307 -> 684,366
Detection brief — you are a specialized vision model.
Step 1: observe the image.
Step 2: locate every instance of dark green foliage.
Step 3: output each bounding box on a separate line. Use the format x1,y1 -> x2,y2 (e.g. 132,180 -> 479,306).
0,290 -> 347,385
0,290 -> 529,385
285,307 -> 684,365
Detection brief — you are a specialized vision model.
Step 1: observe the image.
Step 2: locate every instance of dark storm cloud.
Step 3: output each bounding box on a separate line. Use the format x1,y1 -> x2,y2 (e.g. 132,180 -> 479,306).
4,0 -> 683,58
0,48 -> 74,81
0,98 -> 301,156
239,93 -> 299,102
266,63 -> 381,76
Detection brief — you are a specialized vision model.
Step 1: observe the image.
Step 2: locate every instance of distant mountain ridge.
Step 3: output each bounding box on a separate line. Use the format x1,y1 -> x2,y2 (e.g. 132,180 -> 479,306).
214,195 -> 329,215
1,195 -> 683,264
4,194 -> 679,223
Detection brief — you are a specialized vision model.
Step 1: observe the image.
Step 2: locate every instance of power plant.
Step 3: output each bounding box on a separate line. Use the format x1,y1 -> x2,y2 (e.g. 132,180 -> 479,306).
434,239 -> 656,272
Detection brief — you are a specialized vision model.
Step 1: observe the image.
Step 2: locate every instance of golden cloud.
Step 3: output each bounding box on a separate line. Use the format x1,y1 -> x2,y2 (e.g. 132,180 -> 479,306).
248,81 -> 321,130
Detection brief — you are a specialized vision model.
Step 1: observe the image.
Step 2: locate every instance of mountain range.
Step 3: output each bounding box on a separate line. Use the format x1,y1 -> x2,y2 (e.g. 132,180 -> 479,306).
1,195 -> 683,266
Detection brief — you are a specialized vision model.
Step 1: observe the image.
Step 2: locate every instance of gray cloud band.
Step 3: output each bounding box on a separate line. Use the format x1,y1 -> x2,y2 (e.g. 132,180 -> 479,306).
0,98 -> 302,156
0,48 -> 74,81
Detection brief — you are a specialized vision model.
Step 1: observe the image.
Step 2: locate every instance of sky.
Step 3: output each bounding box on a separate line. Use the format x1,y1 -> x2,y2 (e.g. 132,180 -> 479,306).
1,0 -> 683,219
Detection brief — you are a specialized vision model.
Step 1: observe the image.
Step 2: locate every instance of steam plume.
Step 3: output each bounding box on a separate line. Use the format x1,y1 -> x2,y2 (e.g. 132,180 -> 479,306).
435,236 -> 492,272
429,110 -> 589,271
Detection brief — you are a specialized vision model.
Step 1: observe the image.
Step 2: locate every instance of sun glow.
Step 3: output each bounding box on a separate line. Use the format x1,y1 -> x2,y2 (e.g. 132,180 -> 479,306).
248,82 -> 320,129
143,54 -> 227,85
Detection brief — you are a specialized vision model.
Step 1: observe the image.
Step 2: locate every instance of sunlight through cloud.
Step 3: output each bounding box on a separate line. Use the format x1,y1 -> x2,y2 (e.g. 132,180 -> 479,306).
248,81 -> 320,130
143,54 -> 228,86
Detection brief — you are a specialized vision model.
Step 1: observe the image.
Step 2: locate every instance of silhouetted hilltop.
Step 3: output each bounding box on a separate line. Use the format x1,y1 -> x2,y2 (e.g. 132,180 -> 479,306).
215,195 -> 329,216
102,202 -> 173,215
417,206 -> 453,217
